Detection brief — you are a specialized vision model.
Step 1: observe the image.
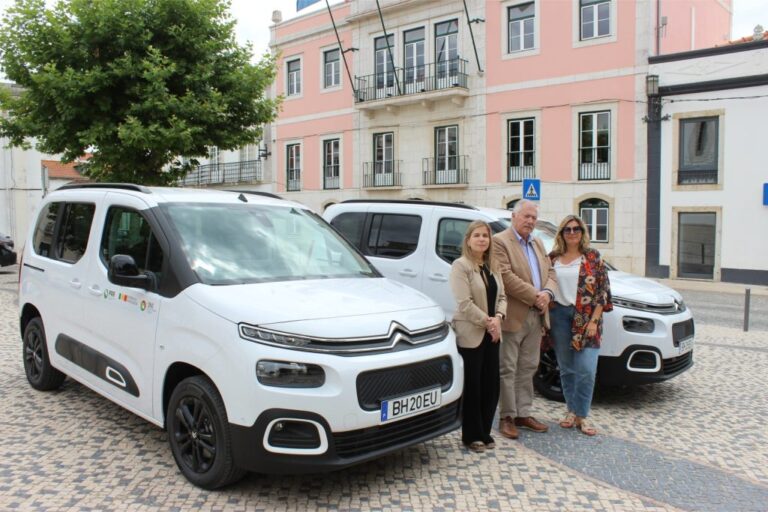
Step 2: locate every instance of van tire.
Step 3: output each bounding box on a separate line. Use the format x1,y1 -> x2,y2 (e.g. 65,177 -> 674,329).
167,376 -> 246,489
534,349 -> 565,402
23,317 -> 66,391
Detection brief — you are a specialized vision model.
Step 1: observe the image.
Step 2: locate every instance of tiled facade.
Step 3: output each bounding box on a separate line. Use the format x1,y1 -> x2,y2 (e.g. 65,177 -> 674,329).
264,0 -> 731,275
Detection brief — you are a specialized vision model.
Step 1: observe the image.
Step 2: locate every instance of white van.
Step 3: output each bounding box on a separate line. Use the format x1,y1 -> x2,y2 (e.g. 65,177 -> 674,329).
18,185 -> 462,488
324,200 -> 695,401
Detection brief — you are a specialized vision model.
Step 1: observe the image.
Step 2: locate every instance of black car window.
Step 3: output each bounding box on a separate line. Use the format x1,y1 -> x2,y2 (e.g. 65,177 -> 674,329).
329,212 -> 366,249
56,203 -> 96,263
101,206 -> 164,275
436,218 -> 470,263
33,202 -> 60,258
366,213 -> 421,258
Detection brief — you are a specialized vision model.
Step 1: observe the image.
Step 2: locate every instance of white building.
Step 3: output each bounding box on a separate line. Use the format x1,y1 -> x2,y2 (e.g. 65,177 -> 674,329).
647,34 -> 768,284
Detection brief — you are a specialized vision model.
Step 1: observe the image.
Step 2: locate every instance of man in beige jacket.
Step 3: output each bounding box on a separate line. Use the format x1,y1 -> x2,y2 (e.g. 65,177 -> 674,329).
492,199 -> 558,440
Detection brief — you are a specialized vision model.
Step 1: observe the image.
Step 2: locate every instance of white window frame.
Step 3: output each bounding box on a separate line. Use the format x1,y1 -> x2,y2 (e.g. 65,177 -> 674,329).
435,19 -> 459,80
322,137 -> 341,190
323,48 -> 341,89
578,111 -> 611,180
571,102 -> 617,182
285,56 -> 303,98
286,142 -> 301,192
508,2 -> 535,53
403,27 -> 426,87
579,198 -> 610,243
507,118 -> 536,182
572,0 -> 616,48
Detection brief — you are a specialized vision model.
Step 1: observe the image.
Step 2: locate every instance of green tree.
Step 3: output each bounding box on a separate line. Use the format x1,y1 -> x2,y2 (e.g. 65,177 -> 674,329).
0,0 -> 280,185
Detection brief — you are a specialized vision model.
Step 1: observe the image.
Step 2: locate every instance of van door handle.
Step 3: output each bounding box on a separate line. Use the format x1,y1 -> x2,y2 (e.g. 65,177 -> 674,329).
428,274 -> 448,282
88,285 -> 102,297
399,269 -> 417,277
69,279 -> 82,290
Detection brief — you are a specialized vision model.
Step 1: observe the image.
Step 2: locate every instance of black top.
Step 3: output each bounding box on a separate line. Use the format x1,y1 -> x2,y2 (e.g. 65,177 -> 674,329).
479,264 -> 498,345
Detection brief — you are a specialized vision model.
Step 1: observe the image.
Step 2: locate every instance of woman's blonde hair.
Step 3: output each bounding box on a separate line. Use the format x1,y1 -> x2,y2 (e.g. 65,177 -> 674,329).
461,220 -> 495,270
551,214 -> 590,257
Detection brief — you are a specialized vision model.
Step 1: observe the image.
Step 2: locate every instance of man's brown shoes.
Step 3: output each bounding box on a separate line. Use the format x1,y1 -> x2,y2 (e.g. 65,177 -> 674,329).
499,416 -> 519,439
514,416 -> 549,433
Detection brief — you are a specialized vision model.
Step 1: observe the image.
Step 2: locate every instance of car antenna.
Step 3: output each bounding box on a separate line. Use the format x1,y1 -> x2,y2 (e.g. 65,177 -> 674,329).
237,193 -> 248,203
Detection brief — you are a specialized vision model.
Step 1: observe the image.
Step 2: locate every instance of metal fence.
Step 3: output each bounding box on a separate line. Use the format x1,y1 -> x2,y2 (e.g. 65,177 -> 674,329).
178,160 -> 263,186
355,58 -> 468,103
362,161 -> 402,188
422,155 -> 469,185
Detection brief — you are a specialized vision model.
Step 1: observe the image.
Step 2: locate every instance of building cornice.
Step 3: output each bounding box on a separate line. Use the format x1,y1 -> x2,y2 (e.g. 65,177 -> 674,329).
649,39 -> 768,64
658,73 -> 768,97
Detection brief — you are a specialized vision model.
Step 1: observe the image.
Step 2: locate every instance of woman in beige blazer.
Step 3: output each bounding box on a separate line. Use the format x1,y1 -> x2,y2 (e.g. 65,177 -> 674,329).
450,220 -> 507,453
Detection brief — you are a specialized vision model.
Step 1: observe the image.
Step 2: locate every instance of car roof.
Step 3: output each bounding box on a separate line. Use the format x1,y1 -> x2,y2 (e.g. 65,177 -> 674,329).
49,184 -> 305,209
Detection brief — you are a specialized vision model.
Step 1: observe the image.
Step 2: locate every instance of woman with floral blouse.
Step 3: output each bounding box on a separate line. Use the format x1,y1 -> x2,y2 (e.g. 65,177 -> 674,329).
547,215 -> 612,436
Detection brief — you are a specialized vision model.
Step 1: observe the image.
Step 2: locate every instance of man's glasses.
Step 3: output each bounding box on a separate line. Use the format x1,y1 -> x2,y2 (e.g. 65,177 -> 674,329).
562,226 -> 583,234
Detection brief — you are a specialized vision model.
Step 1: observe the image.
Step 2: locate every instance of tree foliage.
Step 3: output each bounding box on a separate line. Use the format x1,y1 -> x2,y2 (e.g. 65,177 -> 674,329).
0,0 -> 280,185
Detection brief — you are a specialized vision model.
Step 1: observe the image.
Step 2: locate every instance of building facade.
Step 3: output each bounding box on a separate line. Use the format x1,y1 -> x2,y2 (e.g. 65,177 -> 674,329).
265,0 -> 732,274
647,36 -> 768,285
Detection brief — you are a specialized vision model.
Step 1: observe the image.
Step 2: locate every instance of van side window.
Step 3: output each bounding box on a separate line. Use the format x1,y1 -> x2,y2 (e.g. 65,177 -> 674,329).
367,214 -> 421,258
32,202 -> 95,263
56,203 -> 96,263
436,218 -> 470,263
329,212 -> 366,249
33,202 -> 60,258
101,207 -> 164,275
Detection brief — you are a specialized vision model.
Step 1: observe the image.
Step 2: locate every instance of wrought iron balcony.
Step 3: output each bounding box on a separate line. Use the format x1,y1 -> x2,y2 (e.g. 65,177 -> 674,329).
362,161 -> 402,188
179,160 -> 263,186
507,160 -> 535,183
422,155 -> 469,186
286,176 -> 301,192
355,58 -> 468,106
579,162 -> 611,180
678,169 -> 718,185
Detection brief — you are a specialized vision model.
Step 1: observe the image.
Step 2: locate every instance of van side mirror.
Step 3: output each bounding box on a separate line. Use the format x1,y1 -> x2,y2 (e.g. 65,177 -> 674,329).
109,254 -> 154,290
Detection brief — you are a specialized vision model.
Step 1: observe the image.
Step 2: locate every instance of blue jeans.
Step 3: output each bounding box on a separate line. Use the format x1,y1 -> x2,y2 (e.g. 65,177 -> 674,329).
550,303 -> 600,418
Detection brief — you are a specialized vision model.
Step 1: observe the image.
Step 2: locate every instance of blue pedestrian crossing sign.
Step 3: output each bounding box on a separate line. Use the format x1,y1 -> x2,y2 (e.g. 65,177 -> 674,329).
522,179 -> 541,201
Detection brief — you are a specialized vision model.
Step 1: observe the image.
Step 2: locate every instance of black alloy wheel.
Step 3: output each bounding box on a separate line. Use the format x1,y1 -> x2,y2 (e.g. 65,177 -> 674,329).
22,317 -> 66,391
534,348 -> 566,402
167,376 -> 244,489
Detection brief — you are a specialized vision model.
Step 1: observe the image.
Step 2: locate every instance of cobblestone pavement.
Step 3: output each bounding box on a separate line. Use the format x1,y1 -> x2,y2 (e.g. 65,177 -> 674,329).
1,265 -> 767,511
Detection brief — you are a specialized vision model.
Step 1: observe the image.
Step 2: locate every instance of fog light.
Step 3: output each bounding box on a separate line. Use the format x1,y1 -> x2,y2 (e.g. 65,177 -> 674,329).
623,316 -> 655,333
256,360 -> 325,388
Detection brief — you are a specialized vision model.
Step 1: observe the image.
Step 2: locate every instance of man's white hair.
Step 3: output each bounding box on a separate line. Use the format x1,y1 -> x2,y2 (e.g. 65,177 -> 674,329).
512,199 -> 539,214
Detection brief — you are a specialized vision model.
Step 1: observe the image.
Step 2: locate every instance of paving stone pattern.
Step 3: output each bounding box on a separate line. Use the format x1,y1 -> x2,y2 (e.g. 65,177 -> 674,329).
1,265 -> 767,511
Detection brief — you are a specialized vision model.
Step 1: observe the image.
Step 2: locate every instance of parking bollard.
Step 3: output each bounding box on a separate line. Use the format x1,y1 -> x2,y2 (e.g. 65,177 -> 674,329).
743,288 -> 751,332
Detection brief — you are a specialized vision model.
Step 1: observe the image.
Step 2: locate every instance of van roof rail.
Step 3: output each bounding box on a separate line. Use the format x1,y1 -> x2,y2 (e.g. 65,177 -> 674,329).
340,199 -> 478,210
56,183 -> 151,193
225,190 -> 283,200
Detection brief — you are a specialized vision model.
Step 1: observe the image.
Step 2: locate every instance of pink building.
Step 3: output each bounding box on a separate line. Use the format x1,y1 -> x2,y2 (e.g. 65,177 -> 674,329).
266,0 -> 731,273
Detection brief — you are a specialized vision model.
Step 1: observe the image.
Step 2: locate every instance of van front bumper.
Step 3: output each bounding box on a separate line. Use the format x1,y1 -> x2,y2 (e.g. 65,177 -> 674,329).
230,400 -> 461,474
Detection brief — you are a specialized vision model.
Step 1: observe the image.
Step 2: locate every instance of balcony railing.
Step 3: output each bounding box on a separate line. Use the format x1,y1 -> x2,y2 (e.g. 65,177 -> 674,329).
507,160 -> 535,182
579,162 -> 610,180
362,161 -> 402,188
422,155 -> 469,185
286,174 -> 301,192
324,167 -> 340,190
355,58 -> 468,103
678,169 -> 718,185
179,160 -> 263,186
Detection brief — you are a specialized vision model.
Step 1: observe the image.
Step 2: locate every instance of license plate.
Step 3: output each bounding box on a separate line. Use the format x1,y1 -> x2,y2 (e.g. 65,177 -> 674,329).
678,337 -> 694,354
380,387 -> 441,423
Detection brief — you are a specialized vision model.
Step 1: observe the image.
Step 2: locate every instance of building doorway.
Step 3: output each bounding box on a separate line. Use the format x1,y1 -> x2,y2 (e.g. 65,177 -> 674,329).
677,212 -> 716,279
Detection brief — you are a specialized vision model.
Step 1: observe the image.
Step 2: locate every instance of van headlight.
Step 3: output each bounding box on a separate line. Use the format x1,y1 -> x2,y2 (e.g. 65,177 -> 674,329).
256,360 -> 325,388
240,324 -> 312,348
622,316 -> 655,333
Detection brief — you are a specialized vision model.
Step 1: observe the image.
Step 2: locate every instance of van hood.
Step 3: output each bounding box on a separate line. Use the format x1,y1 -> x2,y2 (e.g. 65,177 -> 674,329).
184,277 -> 445,336
609,271 -> 683,305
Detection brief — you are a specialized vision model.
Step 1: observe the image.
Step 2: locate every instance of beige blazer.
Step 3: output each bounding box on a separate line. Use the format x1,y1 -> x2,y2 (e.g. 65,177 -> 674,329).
491,228 -> 558,331
449,256 -> 508,349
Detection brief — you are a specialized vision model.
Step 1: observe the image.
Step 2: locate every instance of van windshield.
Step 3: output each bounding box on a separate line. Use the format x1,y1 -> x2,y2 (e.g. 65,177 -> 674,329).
162,203 -> 378,285
490,218 -> 556,253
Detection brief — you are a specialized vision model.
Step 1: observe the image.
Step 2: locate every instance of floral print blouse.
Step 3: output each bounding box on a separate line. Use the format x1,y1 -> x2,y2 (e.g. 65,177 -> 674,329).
552,248 -> 613,350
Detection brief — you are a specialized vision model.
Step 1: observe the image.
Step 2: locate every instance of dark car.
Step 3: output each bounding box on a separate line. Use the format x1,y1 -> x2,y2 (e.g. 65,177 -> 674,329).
0,232 -> 17,266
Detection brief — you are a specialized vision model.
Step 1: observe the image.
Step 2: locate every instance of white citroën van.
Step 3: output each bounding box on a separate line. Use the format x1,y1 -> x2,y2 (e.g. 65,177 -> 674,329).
18,185 -> 462,489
